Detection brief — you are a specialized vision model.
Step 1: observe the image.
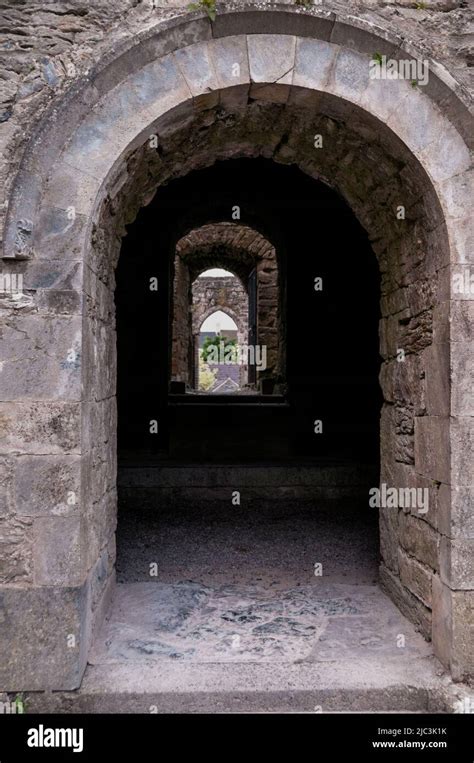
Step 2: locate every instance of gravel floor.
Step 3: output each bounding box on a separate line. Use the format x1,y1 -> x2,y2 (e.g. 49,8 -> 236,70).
116,497 -> 379,588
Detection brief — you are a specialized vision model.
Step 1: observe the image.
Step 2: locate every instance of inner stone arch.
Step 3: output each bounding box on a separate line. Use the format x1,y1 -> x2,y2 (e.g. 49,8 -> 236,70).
171,221 -> 283,392
85,79 -> 461,686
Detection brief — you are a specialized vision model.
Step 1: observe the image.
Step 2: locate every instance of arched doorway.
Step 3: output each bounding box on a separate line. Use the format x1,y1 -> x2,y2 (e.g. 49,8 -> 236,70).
1,8 -> 471,695
171,221 -> 284,394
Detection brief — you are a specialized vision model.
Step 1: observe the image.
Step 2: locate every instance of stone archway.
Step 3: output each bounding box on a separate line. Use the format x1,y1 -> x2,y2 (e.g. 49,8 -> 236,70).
0,6 -> 472,692
173,222 -> 283,387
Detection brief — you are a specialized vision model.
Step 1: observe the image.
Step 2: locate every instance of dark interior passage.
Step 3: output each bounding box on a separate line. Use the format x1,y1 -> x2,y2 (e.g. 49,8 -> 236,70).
113,158 -> 382,656
116,158 -> 381,464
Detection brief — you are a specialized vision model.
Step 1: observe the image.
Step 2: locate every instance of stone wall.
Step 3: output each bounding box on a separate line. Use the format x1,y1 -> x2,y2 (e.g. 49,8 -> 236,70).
0,3 -> 471,689
192,275 -> 248,336
171,254 -> 191,382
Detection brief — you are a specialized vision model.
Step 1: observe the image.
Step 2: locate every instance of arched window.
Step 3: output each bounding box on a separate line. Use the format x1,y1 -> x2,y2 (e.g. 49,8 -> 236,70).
200,310 -> 238,333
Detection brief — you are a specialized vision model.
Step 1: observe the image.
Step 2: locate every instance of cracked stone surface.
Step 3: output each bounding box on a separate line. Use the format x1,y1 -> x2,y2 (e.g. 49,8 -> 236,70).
89,580 -> 434,665
94,494 -> 432,670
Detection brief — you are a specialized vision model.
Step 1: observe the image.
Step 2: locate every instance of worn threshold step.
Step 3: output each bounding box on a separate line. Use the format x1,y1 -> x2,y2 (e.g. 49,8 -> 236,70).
24,659 -> 455,714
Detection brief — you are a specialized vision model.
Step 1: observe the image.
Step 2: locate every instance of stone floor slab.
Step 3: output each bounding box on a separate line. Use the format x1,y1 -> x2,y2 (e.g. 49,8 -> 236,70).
89,581 -> 433,666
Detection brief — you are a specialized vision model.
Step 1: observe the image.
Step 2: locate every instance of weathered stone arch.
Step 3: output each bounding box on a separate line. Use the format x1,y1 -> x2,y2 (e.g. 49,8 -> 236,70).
176,222 -> 275,282
0,6 -> 472,690
176,273 -> 249,389
174,221 -> 282,382
3,10 -> 471,265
